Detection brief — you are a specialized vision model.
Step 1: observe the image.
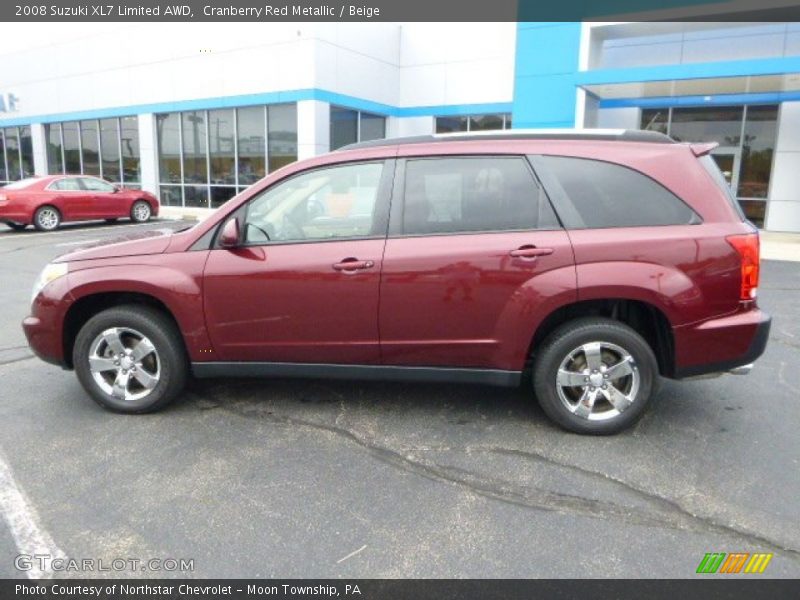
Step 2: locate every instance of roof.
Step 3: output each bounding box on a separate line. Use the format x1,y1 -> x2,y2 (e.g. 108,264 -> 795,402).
338,128 -> 674,151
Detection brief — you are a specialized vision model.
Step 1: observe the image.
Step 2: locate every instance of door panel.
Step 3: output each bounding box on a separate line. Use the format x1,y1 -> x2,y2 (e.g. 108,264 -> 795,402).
379,231 -> 575,370
203,240 -> 385,363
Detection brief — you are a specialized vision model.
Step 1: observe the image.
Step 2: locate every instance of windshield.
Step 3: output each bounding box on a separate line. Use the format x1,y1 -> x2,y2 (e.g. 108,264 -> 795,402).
2,178 -> 40,190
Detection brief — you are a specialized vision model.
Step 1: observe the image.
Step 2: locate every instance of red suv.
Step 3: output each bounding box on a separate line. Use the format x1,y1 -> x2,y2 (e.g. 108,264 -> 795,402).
22,131 -> 770,434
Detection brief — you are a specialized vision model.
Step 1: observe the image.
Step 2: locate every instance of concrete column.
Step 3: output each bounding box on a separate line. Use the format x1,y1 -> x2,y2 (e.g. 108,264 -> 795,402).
137,113 -> 159,196
297,100 -> 329,160
765,102 -> 800,232
387,116 -> 434,138
30,123 -> 48,176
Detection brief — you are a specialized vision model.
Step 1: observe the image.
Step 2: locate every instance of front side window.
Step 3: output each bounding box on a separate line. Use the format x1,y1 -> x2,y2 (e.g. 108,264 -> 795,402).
244,162 -> 385,244
80,177 -> 116,192
533,156 -> 699,228
401,157 -> 559,235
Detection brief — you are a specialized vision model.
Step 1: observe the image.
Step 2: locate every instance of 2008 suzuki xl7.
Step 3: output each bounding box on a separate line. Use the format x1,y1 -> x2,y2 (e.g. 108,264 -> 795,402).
23,130 -> 771,434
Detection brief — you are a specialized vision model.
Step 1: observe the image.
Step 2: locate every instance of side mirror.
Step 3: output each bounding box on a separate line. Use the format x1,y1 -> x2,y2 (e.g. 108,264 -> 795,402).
218,218 -> 240,248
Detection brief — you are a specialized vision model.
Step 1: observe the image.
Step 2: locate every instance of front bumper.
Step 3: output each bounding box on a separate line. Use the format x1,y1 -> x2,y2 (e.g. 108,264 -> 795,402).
673,309 -> 771,379
22,276 -> 74,368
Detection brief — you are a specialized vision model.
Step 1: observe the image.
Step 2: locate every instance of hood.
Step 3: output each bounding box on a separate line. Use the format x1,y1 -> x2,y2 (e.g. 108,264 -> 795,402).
54,228 -> 174,263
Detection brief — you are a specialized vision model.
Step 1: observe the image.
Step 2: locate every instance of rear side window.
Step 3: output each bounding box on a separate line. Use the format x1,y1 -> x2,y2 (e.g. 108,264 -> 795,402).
533,156 -> 699,229
401,157 -> 560,235
49,178 -> 82,191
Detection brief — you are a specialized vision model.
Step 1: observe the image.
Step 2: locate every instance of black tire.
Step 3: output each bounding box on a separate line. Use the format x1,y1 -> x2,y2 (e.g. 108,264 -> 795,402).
33,205 -> 61,231
4,222 -> 27,231
130,200 -> 152,223
73,305 -> 188,413
532,317 -> 658,435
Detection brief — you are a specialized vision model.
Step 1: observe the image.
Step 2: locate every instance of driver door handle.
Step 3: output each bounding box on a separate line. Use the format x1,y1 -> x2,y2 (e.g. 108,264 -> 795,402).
332,258 -> 375,272
509,245 -> 554,259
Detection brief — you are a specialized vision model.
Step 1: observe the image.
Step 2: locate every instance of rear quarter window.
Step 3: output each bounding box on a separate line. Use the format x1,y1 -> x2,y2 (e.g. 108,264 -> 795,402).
531,155 -> 700,229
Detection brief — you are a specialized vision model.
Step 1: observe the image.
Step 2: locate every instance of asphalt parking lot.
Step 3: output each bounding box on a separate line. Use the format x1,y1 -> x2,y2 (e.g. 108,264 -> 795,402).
0,220 -> 798,579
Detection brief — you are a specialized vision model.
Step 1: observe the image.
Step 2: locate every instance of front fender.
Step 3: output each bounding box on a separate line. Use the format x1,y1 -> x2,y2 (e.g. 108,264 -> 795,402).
66,253 -> 214,361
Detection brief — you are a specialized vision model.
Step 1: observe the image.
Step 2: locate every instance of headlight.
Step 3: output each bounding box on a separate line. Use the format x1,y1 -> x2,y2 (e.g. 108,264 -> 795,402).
31,262 -> 68,304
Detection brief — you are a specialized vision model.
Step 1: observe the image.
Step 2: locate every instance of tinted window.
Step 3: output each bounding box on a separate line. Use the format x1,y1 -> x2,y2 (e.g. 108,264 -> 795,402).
245,162 -> 384,244
402,157 -> 559,235
534,156 -> 698,228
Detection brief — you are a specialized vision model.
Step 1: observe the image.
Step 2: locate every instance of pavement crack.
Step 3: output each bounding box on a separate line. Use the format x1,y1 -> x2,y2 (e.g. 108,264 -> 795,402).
0,354 -> 34,366
219,402 -> 800,558
481,446 -> 800,559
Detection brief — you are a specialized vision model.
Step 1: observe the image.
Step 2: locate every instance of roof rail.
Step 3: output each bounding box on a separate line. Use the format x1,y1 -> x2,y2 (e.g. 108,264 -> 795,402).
338,128 -> 674,151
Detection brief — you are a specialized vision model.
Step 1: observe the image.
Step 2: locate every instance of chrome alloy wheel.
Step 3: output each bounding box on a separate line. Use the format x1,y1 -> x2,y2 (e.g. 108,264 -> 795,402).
88,327 -> 160,401
37,208 -> 59,230
132,202 -> 151,222
555,341 -> 640,421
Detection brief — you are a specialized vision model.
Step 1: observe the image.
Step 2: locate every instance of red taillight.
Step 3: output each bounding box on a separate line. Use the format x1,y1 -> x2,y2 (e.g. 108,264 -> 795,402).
726,233 -> 760,301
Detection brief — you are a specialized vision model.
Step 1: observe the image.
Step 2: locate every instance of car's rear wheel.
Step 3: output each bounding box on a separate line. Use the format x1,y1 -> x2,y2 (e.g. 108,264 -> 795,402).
4,222 -> 26,231
33,206 -> 61,231
532,317 -> 658,435
130,200 -> 152,223
73,306 -> 188,413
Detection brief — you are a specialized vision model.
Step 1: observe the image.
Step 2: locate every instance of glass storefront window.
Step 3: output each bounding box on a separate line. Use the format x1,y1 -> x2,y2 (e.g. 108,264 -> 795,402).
19,126 -> 33,178
669,106 -> 744,144
99,118 -> 120,182
42,117 -> 139,184
46,124 -> 64,174
435,113 -> 511,134
156,103 -> 297,207
330,107 -> 358,150
360,111 -> 386,142
120,116 -> 140,185
237,106 -> 266,186
470,114 -> 504,131
182,111 -> 207,184
80,120 -> 100,176
329,106 -> 385,151
62,122 -> 81,173
209,109 -> 236,185
4,128 -> 21,181
157,113 -> 181,183
739,105 -> 778,200
640,109 -> 668,134
0,131 -> 6,182
268,103 -> 297,171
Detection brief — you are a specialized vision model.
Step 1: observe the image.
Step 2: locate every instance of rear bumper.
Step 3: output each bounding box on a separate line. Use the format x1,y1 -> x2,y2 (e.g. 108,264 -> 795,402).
673,309 -> 771,379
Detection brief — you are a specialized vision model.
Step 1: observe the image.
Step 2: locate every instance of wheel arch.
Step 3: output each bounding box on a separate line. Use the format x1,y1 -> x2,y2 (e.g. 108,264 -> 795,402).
62,291 -> 183,369
527,298 -> 676,378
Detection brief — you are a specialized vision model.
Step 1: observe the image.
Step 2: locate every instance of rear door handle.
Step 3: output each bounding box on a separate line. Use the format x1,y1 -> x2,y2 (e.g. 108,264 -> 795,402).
509,246 -> 554,259
332,258 -> 375,271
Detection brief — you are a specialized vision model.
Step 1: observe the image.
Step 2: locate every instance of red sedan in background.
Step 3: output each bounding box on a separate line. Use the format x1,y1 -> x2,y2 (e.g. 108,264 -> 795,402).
0,175 -> 159,231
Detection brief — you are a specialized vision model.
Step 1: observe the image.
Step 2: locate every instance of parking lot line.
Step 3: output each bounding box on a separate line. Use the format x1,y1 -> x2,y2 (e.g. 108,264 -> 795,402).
0,453 -> 66,578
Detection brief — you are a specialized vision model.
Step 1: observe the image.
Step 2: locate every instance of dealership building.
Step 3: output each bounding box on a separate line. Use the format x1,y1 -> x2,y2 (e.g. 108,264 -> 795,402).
1,21 -> 800,230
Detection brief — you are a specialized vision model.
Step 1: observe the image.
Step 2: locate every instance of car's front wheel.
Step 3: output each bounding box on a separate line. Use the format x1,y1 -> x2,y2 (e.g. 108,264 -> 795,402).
130,200 -> 152,223
532,317 -> 658,435
73,306 -> 188,413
